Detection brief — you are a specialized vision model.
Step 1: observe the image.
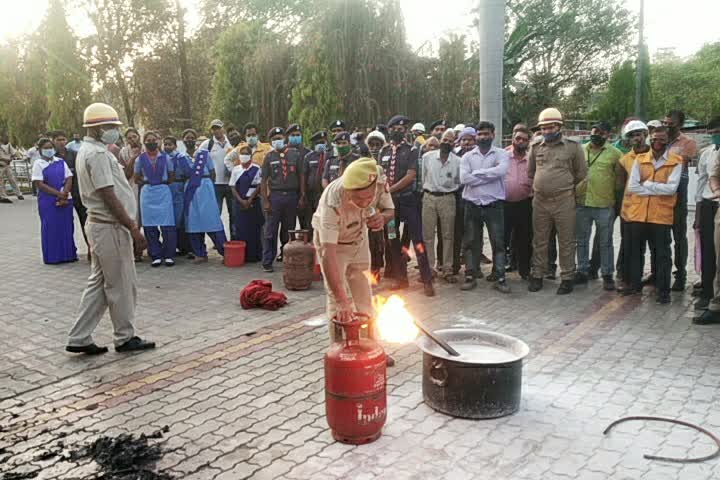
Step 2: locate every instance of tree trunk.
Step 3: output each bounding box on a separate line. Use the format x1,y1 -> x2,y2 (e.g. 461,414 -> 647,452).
175,0 -> 192,128
115,70 -> 135,127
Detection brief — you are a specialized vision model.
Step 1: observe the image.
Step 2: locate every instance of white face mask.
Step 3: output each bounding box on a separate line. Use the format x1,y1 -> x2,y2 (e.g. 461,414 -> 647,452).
239,154 -> 252,164
100,128 -> 120,145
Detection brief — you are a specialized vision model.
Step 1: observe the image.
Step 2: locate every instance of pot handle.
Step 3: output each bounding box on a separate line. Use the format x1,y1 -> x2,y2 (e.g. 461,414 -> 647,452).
429,359 -> 448,387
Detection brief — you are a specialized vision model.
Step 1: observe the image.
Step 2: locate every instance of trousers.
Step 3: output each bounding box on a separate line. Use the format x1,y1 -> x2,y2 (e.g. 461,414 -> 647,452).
0,164 -> 22,198
463,200 -> 506,280
144,225 -> 178,260
626,222 -> 672,294
576,206 -> 614,276
504,198 -> 532,278
422,192 -> 456,274
531,192 -> 576,281
672,174 -> 689,281
214,183 -> 234,238
67,223 -> 136,347
189,231 -> 226,257
699,199 -> 718,300
263,191 -> 298,267
387,193 -> 433,284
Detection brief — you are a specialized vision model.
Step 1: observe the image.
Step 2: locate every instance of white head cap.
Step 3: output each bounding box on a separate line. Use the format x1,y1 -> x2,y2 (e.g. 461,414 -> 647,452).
647,120 -> 662,128
411,123 -> 425,133
367,130 -> 386,144
623,120 -> 649,137
453,123 -> 465,132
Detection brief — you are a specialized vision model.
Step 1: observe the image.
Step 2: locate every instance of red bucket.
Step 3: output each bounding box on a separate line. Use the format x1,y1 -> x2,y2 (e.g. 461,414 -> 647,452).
224,241 -> 246,267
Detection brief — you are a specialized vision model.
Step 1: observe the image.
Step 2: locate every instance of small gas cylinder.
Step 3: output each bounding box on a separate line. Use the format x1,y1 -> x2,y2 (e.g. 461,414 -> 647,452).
283,230 -> 315,290
325,313 -> 387,444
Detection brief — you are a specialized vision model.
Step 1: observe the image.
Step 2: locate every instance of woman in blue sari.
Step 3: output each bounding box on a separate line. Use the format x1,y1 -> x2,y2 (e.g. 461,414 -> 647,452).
134,131 -> 177,267
31,138 -> 77,264
183,143 -> 226,263
229,145 -> 264,262
163,135 -> 194,259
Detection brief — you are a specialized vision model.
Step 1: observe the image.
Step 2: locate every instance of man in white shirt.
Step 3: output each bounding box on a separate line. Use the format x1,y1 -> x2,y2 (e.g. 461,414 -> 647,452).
692,117 -> 720,312
199,119 -> 233,238
0,134 -> 24,203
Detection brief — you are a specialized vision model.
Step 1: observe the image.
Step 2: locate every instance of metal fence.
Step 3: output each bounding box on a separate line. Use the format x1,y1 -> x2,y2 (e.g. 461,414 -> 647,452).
3,158 -> 33,194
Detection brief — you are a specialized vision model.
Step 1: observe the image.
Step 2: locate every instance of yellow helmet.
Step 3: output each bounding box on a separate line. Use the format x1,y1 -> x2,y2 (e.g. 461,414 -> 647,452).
82,103 -> 123,128
537,108 -> 564,127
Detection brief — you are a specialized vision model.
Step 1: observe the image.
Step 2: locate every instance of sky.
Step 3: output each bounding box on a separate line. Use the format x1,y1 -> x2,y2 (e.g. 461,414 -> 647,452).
2,0 -> 719,58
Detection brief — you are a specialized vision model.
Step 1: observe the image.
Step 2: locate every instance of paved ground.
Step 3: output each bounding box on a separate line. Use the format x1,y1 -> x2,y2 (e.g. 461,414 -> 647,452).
2,198 -> 720,480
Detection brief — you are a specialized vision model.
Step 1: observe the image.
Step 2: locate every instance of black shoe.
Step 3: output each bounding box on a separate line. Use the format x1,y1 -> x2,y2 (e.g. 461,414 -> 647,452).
588,270 -> 599,280
670,279 -> 686,292
186,252 -> 195,260
480,254 -> 492,265
386,354 -> 396,367
0,198 -> 13,204
656,293 -> 671,305
65,343 -> 108,355
692,280 -> 703,290
618,286 -> 642,296
545,271 -> 557,280
520,273 -> 529,281
602,276 -> 616,291
557,281 -> 574,295
262,264 -> 274,273
17,195 -> 24,200
693,310 -> 720,325
574,272 -> 588,285
116,336 -> 156,352
641,274 -> 655,286
461,277 -> 477,291
485,271 -> 498,282
694,298 -> 710,311
528,276 -> 543,292
276,253 -> 283,263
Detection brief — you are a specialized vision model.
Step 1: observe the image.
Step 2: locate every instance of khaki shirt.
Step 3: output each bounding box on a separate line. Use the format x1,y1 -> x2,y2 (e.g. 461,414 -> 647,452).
528,136 -> 587,197
312,171 -> 394,245
76,137 -> 137,223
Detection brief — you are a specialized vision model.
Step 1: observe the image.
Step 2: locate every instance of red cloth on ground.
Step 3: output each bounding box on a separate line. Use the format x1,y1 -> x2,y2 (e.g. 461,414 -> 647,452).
240,280 -> 288,310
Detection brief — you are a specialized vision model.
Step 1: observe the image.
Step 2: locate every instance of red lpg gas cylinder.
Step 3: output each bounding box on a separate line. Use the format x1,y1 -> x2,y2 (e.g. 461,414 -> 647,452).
325,313 -> 387,444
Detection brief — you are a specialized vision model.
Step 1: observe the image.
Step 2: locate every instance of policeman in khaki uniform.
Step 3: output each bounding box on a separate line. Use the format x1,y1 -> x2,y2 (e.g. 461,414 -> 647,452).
312,158 -> 396,363
527,108 -> 587,295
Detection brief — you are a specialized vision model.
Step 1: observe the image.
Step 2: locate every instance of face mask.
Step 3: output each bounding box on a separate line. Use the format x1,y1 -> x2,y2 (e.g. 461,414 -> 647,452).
590,135 -> 606,146
314,143 -> 327,153
336,145 -> 352,156
246,136 -> 259,147
41,148 -> 55,158
439,143 -> 452,155
289,135 -> 302,145
712,134 -> 720,146
651,141 -> 667,152
271,139 -> 285,150
100,128 -> 120,145
239,154 -> 252,164
164,147 -> 175,154
543,131 -> 561,142
477,138 -> 493,149
145,142 -> 158,151
390,131 -> 405,143
183,140 -> 196,150
229,136 -> 241,147
514,142 -> 528,153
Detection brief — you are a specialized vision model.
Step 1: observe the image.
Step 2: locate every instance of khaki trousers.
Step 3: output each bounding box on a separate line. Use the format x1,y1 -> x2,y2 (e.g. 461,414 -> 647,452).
531,192 -> 577,281
315,233 -> 376,342
67,223 -> 137,347
0,164 -> 21,199
708,209 -> 720,312
422,193 -> 456,274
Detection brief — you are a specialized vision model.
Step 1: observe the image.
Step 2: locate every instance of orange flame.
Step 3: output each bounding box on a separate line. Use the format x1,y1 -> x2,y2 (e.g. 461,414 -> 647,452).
374,294 -> 419,343
363,270 -> 380,286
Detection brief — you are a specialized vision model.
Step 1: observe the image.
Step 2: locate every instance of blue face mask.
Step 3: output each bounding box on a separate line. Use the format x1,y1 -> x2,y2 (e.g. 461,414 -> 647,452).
314,143 -> 327,153
543,132 -> 561,142
246,136 -> 259,147
289,135 -> 302,146
272,139 -> 285,151
41,148 -> 55,158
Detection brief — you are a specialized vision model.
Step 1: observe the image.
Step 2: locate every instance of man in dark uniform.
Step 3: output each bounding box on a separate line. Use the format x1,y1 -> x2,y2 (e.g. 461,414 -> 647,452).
429,119 -> 449,140
287,123 -> 311,241
299,130 -> 329,233
261,127 -> 306,272
52,130 -> 90,259
379,115 -> 435,297
322,132 -> 359,188
329,120 -> 346,137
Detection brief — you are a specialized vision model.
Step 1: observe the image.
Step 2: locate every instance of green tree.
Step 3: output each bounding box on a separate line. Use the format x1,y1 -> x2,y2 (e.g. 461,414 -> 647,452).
594,61 -> 636,127
43,0 -> 91,134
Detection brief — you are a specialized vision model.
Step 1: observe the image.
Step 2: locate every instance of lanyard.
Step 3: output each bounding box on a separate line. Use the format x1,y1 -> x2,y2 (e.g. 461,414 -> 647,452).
587,147 -> 604,168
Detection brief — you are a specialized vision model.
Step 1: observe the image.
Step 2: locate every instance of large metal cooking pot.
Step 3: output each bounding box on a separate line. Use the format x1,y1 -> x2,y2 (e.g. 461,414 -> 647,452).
417,329 -> 529,419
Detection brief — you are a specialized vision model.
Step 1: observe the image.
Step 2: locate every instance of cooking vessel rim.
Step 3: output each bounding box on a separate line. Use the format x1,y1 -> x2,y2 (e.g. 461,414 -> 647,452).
416,328 -> 530,364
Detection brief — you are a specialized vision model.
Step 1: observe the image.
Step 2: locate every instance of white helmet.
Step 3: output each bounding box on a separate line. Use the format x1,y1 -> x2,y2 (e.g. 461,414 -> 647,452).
367,130 -> 386,144
622,120 -> 648,137
647,120 -> 663,129
411,123 -> 425,133
453,123 -> 465,132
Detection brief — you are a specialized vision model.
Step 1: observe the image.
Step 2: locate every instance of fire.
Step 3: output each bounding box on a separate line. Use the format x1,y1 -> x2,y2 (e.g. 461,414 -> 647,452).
374,295 -> 419,343
363,270 -> 380,286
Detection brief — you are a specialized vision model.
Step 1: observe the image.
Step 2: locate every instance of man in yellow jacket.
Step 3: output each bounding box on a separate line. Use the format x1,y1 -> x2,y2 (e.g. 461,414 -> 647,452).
620,126 -> 682,304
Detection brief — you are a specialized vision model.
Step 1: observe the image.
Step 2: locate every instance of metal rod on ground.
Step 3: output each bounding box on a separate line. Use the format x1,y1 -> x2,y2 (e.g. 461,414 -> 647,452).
604,416 -> 720,463
414,319 -> 461,357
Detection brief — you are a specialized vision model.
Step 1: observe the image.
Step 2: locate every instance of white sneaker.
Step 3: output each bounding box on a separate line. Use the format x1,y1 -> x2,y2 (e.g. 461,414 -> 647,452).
151,259 -> 162,267
164,258 -> 175,267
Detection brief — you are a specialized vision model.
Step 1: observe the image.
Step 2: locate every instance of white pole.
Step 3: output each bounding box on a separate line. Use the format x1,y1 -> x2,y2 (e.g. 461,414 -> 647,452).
477,0 -> 506,143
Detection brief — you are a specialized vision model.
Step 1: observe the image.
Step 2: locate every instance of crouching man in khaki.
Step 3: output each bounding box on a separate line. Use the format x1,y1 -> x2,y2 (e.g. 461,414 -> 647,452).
66,103 -> 156,355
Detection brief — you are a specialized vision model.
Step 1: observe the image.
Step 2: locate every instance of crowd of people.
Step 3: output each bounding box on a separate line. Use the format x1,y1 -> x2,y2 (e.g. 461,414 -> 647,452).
4,105 -> 720,326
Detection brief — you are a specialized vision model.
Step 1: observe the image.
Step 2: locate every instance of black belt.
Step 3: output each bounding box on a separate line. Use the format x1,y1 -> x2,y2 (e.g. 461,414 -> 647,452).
338,240 -> 361,245
391,190 -> 415,198
424,190 -> 456,197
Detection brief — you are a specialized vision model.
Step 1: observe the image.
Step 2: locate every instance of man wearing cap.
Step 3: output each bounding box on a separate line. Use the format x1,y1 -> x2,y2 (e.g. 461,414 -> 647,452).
528,108 -> 587,295
411,123 -> 426,149
237,123 -> 272,167
286,123 -> 310,160
66,103 -> 155,355
199,119 -> 233,237
299,130 -> 329,233
429,120 -> 449,140
261,127 -> 306,272
322,132 -> 360,188
329,120 -> 346,137
378,115 -> 435,296
574,121 -> 623,291
312,157 -> 395,364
